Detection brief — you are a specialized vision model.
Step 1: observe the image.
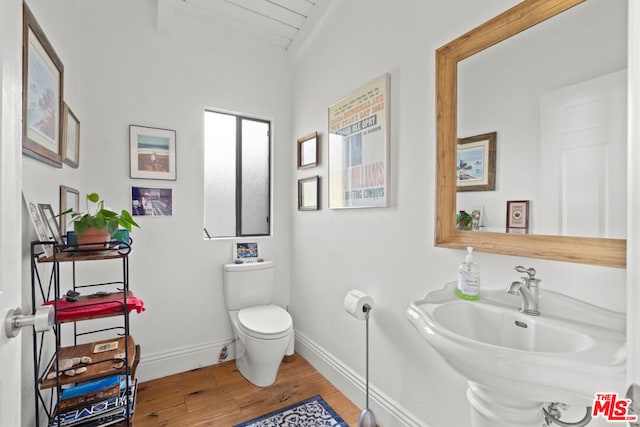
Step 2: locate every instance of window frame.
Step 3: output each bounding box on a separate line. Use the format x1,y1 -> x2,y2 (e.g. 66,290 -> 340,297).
204,109 -> 272,238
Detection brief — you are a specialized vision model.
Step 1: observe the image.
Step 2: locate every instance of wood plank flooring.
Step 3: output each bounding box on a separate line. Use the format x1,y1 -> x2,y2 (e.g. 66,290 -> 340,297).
133,353 -> 361,426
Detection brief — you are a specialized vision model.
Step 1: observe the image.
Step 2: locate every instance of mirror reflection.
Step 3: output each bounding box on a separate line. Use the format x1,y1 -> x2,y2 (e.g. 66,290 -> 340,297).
456,0 -> 627,238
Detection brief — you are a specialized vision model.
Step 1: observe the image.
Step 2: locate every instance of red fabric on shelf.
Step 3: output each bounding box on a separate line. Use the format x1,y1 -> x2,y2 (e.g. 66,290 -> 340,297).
44,296 -> 145,322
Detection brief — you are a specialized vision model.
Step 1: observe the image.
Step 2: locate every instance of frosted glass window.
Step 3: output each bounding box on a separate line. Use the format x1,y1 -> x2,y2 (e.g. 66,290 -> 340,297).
204,110 -> 271,238
241,119 -> 270,235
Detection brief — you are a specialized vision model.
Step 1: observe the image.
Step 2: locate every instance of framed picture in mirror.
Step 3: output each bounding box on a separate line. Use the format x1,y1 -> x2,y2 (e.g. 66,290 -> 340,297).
506,200 -> 529,231
456,132 -> 496,192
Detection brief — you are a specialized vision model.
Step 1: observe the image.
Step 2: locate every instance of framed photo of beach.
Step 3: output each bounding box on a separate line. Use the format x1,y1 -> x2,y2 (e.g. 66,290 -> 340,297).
129,125 -> 177,180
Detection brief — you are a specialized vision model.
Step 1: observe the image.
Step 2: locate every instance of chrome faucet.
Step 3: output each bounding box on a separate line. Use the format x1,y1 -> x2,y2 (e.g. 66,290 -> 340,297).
506,266 -> 540,316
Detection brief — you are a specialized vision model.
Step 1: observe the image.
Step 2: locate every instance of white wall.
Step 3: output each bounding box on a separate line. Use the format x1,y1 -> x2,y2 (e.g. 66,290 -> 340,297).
17,1 -> 629,426
20,0 -> 292,424
288,1 -> 627,426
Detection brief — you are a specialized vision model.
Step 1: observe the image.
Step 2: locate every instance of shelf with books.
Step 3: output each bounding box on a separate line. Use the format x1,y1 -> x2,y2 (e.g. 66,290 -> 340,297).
40,336 -> 137,389
49,376 -> 138,427
30,240 -> 143,427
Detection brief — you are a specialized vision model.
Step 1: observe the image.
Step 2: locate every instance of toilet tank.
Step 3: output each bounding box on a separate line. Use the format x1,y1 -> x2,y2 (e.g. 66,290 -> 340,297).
223,261 -> 275,310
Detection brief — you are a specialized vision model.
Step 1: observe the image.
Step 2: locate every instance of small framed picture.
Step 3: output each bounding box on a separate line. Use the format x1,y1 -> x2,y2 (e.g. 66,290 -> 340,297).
62,103 -> 80,168
131,186 -> 173,216
38,203 -> 65,247
506,200 -> 529,230
234,241 -> 259,262
24,194 -> 53,257
297,132 -> 318,169
457,132 -> 497,192
59,185 -> 79,231
298,176 -> 319,211
130,125 -> 177,180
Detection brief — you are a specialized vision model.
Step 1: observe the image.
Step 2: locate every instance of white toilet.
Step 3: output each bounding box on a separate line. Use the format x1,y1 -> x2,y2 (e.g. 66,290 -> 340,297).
223,261 -> 294,387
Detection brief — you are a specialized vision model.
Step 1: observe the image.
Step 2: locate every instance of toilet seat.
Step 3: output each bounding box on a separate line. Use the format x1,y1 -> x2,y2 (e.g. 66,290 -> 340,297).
238,304 -> 292,340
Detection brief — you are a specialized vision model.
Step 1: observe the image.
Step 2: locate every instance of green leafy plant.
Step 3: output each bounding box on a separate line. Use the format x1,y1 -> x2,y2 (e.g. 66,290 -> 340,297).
456,210 -> 472,230
61,192 -> 140,237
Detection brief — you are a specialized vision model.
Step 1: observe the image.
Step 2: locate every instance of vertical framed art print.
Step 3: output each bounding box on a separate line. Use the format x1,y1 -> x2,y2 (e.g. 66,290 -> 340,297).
22,3 -> 64,167
328,74 -> 390,209
130,125 -> 177,180
297,132 -> 318,169
62,103 -> 80,168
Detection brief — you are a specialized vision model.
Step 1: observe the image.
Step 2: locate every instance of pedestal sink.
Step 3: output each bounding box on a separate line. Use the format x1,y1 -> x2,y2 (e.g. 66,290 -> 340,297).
407,282 -> 626,427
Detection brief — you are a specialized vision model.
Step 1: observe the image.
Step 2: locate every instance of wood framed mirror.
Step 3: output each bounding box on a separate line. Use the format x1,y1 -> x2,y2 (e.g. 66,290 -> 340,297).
435,0 -> 626,268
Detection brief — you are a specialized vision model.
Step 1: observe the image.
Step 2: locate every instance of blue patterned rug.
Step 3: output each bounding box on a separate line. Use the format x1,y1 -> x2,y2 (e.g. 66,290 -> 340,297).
234,395 -> 348,427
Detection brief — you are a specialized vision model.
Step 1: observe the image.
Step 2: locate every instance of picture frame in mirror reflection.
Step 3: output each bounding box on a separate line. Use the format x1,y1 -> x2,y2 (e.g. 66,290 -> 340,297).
297,132 -> 318,169
298,176 -> 319,211
456,132 -> 496,192
506,200 -> 529,231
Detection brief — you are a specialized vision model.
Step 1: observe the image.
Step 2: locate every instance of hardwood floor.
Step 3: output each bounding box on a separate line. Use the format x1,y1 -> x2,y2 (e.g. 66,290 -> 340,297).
133,353 -> 361,426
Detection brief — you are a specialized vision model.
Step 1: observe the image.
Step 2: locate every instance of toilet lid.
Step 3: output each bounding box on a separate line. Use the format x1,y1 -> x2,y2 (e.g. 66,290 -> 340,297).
238,305 -> 292,339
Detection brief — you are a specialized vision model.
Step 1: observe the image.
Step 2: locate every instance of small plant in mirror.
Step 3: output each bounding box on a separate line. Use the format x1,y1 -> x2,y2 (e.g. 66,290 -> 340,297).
456,210 -> 472,230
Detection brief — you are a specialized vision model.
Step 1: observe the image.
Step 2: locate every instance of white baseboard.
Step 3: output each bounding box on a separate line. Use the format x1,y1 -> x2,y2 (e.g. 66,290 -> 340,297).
295,330 -> 426,427
135,337 -> 235,382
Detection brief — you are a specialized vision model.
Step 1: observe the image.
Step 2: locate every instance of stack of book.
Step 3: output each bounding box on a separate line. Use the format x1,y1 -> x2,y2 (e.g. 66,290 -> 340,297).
49,375 -> 137,427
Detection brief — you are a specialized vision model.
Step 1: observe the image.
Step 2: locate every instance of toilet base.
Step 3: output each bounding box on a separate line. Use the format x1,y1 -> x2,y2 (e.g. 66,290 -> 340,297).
236,351 -> 283,387
230,311 -> 294,387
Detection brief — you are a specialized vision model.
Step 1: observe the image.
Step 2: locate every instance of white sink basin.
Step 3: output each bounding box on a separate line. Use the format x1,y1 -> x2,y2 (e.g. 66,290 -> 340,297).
407,282 -> 626,407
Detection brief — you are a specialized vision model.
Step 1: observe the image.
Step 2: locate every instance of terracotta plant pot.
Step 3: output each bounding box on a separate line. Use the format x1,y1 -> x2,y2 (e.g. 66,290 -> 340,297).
76,226 -> 110,250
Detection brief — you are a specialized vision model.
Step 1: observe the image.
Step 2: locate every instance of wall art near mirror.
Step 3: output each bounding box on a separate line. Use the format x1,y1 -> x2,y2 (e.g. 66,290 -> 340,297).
22,3 -> 64,168
130,125 -> 177,180
457,132 -> 496,192
62,103 -> 80,168
297,132 -> 318,169
298,176 -> 319,211
328,74 -> 390,209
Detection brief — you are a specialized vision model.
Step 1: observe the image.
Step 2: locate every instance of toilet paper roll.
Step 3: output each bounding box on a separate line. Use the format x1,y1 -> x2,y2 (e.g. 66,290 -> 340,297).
344,290 -> 374,320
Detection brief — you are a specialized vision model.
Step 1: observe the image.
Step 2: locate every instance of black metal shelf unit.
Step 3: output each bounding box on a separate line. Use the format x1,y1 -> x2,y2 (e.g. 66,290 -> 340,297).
30,240 -> 139,427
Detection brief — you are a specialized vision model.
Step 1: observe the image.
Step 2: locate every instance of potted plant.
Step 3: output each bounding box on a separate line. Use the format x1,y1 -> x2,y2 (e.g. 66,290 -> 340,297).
61,192 -> 139,248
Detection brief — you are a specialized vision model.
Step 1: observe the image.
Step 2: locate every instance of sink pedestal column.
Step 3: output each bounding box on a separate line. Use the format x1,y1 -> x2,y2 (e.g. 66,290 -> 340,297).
467,383 -> 543,427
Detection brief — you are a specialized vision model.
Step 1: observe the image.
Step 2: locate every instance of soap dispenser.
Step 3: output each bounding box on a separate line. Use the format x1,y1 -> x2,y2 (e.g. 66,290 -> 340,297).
456,247 -> 480,300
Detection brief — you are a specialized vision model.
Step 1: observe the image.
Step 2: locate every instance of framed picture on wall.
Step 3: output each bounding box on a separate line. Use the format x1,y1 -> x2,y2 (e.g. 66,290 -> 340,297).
131,186 -> 173,216
297,132 -> 318,169
59,185 -> 79,232
130,125 -> 177,180
62,103 -> 80,168
298,176 -> 319,211
22,4 -> 64,167
456,132 -> 497,192
328,74 -> 390,209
